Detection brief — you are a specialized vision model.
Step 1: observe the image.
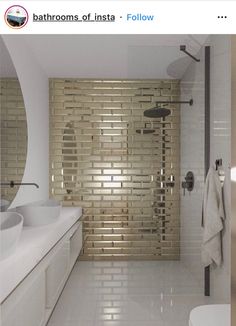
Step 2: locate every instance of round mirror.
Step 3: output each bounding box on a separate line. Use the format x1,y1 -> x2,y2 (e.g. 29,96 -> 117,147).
0,37 -> 27,211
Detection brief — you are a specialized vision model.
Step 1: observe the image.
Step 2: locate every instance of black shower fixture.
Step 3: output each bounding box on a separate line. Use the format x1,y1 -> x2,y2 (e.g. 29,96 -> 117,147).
136,122 -> 155,134
180,45 -> 200,62
144,107 -> 171,118
136,129 -> 155,134
143,99 -> 193,118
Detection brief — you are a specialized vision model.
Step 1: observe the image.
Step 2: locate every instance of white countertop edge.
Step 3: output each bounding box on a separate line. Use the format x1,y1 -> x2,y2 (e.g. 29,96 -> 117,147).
0,207 -> 82,303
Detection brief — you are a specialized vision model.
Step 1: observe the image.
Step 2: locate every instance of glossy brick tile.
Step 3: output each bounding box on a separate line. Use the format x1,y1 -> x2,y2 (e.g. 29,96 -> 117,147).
47,261 -> 217,326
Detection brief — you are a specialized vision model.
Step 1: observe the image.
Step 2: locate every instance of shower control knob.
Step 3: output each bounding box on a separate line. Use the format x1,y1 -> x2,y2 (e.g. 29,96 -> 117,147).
181,171 -> 194,195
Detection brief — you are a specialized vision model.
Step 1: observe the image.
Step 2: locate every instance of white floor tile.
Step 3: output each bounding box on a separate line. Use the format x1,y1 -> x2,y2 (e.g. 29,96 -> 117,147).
47,261 -> 214,326
48,322 -> 94,326
49,292 -> 97,323
94,322 -> 164,326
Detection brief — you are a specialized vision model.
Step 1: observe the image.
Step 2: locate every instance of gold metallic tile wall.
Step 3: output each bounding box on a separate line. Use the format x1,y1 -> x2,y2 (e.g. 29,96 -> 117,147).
50,79 -> 180,260
0,78 -> 27,202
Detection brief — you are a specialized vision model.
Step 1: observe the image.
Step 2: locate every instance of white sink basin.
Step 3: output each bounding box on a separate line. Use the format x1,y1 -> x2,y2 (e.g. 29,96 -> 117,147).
0,212 -> 23,260
16,199 -> 61,227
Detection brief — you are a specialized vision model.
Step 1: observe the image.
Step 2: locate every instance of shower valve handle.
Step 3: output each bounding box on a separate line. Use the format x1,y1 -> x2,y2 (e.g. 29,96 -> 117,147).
181,171 -> 194,196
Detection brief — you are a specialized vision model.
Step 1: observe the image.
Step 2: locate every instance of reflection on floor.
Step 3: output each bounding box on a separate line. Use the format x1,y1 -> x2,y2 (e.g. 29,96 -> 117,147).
47,261 -> 215,326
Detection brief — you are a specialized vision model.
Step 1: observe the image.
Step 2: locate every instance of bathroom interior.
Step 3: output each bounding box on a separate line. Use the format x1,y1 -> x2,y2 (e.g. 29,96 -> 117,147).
0,34 -> 232,326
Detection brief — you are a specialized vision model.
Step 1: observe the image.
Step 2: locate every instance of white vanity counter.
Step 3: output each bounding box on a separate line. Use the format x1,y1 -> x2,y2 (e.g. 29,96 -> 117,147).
0,207 -> 82,304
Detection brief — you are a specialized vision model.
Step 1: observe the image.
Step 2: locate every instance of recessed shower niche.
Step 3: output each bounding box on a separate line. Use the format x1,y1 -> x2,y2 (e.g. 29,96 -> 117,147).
50,79 -> 180,260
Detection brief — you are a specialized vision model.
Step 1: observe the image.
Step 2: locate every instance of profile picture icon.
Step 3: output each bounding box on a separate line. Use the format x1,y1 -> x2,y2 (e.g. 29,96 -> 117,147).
5,5 -> 28,29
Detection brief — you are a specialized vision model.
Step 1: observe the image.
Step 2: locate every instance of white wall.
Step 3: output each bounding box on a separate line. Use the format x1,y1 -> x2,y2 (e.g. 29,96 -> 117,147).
180,35 -> 231,302
180,47 -> 205,286
208,35 -> 231,302
0,37 -> 17,77
2,36 -> 49,207
230,35 -> 236,324
21,35 -> 207,79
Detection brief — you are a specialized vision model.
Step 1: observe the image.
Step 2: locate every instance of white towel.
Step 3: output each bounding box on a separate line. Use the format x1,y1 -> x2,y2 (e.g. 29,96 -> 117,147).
202,167 -> 225,267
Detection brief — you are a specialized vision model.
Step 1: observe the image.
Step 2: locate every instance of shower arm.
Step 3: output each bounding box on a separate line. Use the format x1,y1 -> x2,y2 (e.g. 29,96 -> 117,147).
155,99 -> 193,106
180,45 -> 200,62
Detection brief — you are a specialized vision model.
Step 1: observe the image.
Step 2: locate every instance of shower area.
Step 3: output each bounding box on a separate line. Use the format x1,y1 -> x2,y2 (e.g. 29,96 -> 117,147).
49,41 -> 208,295
50,79 -> 183,261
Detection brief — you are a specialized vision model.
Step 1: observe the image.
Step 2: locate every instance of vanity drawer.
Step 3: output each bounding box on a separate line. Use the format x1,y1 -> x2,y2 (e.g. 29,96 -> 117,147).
1,272 -> 45,326
70,223 -> 82,263
45,241 -> 70,308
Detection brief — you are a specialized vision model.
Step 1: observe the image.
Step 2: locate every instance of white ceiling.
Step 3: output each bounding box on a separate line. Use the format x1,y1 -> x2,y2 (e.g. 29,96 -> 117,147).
6,35 -> 209,79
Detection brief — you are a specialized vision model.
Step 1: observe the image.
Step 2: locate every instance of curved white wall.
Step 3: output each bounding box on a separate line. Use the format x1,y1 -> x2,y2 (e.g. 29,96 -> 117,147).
2,36 -> 49,207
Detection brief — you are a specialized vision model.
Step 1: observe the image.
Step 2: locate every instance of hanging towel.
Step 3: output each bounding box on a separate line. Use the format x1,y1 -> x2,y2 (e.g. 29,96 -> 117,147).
202,167 -> 225,267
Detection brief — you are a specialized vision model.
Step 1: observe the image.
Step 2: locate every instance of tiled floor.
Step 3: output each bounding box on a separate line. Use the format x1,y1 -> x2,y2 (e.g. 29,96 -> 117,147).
47,261 -> 215,326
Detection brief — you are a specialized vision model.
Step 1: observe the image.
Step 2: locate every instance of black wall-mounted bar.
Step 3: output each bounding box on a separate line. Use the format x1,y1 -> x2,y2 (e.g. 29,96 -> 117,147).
0,181 -> 39,188
154,99 -> 193,105
204,46 -> 211,296
180,45 -> 200,62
